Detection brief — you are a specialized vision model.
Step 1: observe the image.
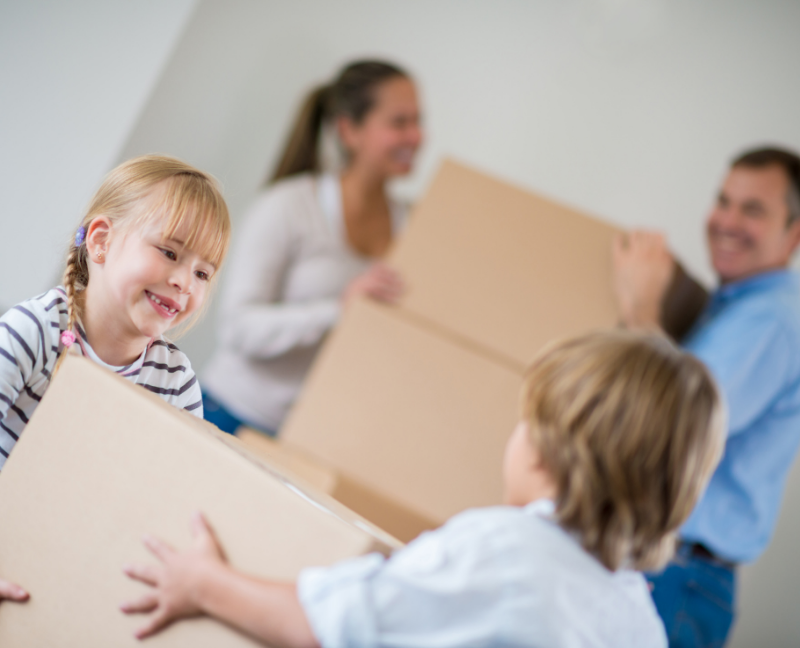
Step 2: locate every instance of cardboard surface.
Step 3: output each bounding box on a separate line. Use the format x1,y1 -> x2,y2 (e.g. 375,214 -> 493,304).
0,356 -> 400,648
281,299 -> 522,523
237,429 -> 439,542
389,159 -> 622,368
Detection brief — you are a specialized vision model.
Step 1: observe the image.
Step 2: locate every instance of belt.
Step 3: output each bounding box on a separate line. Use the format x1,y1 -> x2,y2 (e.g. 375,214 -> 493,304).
680,541 -> 737,570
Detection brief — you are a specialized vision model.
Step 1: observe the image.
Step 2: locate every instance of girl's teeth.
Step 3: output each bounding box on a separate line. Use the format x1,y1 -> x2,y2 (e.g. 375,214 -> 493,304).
148,293 -> 177,314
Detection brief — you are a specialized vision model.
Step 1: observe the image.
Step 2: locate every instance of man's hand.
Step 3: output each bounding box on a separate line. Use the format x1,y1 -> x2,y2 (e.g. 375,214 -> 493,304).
612,230 -> 675,330
0,578 -> 29,604
121,512 -> 225,640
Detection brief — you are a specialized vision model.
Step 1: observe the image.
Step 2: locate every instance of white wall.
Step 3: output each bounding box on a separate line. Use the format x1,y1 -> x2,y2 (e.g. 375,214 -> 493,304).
118,0 -> 800,368
118,2 -> 800,645
0,0 -> 197,309
4,0 -> 800,644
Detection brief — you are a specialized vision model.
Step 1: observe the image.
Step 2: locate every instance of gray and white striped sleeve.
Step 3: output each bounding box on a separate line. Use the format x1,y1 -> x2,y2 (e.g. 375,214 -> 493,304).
0,302 -> 49,458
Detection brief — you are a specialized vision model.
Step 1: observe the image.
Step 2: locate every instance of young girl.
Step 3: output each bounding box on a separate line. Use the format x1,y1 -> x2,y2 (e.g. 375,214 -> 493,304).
0,154 -> 230,604
121,331 -> 724,648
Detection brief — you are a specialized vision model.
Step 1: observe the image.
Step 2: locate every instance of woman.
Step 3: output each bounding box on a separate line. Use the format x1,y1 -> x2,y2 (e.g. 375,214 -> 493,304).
202,60 -> 423,436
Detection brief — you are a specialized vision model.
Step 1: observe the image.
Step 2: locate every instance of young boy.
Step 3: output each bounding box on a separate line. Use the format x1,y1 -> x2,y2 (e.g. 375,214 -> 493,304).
121,331 -> 724,647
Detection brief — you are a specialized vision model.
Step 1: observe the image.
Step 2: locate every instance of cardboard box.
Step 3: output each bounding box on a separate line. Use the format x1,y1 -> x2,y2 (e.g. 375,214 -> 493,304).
281,299 -> 522,524
388,159 -> 622,368
0,356 -> 401,648
279,159 -> 706,533
236,428 -> 438,543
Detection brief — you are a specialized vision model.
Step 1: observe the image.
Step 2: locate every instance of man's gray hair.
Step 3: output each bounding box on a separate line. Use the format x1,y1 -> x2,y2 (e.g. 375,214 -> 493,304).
732,147 -> 800,226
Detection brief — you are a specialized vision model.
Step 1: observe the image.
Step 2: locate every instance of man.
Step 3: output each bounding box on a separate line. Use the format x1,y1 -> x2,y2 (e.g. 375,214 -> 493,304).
613,147 -> 800,648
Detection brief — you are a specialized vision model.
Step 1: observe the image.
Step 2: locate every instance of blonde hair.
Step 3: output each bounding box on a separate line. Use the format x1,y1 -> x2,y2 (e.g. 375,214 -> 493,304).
520,330 -> 724,572
55,154 -> 231,373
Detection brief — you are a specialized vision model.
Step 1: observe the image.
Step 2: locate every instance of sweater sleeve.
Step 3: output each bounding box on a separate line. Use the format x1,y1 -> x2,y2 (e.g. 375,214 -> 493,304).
216,187 -> 342,360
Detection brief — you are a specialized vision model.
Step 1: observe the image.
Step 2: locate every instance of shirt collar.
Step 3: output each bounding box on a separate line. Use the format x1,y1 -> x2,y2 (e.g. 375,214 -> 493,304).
523,498 -> 556,518
713,268 -> 798,304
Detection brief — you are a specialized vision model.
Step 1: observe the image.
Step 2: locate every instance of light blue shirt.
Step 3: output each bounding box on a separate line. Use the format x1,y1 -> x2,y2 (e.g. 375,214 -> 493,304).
680,269 -> 800,563
298,500 -> 666,648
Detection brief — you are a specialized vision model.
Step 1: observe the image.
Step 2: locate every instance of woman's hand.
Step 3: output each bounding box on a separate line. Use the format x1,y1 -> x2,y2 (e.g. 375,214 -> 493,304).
0,578 -> 29,604
343,263 -> 404,306
612,230 -> 675,330
121,512 -> 225,640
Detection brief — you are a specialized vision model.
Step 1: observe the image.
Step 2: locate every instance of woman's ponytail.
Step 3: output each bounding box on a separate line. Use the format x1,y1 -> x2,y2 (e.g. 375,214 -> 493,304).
269,85 -> 329,184
267,60 -> 409,185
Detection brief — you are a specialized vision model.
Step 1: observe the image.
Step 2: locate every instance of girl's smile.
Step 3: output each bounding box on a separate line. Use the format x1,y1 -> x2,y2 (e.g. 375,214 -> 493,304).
145,290 -> 182,318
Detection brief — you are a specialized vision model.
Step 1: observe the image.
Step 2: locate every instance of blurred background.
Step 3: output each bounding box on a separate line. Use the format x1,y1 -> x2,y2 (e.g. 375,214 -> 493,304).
2,1 -> 799,644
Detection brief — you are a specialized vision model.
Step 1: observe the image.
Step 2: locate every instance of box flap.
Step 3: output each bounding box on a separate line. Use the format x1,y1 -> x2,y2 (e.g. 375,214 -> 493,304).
237,429 -> 439,542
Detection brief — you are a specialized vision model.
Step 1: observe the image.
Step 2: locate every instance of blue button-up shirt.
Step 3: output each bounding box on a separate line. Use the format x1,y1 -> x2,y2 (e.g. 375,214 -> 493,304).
681,269 -> 800,563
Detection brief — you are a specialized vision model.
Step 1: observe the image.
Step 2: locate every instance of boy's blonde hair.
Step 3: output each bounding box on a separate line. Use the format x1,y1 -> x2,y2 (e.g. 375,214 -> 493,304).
520,330 -> 724,572
57,155 -> 230,371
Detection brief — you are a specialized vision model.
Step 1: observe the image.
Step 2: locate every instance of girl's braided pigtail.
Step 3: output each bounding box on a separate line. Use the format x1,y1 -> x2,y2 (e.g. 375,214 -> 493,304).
52,226 -> 90,377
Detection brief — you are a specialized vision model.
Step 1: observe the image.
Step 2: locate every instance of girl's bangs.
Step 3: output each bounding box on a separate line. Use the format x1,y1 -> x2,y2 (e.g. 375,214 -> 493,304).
142,174 -> 230,270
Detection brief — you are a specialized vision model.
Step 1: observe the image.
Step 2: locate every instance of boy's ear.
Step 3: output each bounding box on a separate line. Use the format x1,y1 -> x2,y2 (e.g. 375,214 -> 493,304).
86,216 -> 112,262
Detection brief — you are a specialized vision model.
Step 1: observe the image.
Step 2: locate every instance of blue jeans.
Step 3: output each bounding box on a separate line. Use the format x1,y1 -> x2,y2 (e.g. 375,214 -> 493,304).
647,544 -> 736,648
201,390 -> 277,438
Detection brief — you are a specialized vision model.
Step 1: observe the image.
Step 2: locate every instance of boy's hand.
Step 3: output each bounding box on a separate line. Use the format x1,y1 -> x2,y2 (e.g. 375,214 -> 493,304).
0,579 -> 29,603
121,512 -> 225,640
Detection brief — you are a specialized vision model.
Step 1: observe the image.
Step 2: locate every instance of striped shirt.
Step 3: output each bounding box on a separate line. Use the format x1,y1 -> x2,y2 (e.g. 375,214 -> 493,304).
0,286 -> 202,470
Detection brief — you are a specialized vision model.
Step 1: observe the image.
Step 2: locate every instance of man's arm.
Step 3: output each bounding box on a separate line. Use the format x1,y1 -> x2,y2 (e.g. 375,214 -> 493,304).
612,230 -> 676,332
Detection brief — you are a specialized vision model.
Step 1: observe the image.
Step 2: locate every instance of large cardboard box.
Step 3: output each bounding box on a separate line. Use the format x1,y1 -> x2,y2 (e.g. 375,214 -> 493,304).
236,428 -> 438,543
278,159 -> 707,533
281,299 -> 521,524
387,159 -> 622,368
0,356 -> 400,648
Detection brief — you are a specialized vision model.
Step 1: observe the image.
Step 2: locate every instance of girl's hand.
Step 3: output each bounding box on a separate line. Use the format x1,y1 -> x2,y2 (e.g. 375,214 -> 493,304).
343,263 -> 404,306
0,578 -> 29,603
612,230 -> 675,330
121,512 -> 225,640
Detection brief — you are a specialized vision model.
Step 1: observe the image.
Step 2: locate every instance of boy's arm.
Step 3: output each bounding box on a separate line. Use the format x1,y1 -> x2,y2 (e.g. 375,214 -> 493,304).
121,513 -> 319,648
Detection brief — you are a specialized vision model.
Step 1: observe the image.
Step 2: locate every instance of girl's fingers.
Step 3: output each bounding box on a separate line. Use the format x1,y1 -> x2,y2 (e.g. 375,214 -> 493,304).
120,593 -> 159,615
134,609 -> 172,640
123,563 -> 160,587
0,579 -> 29,602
